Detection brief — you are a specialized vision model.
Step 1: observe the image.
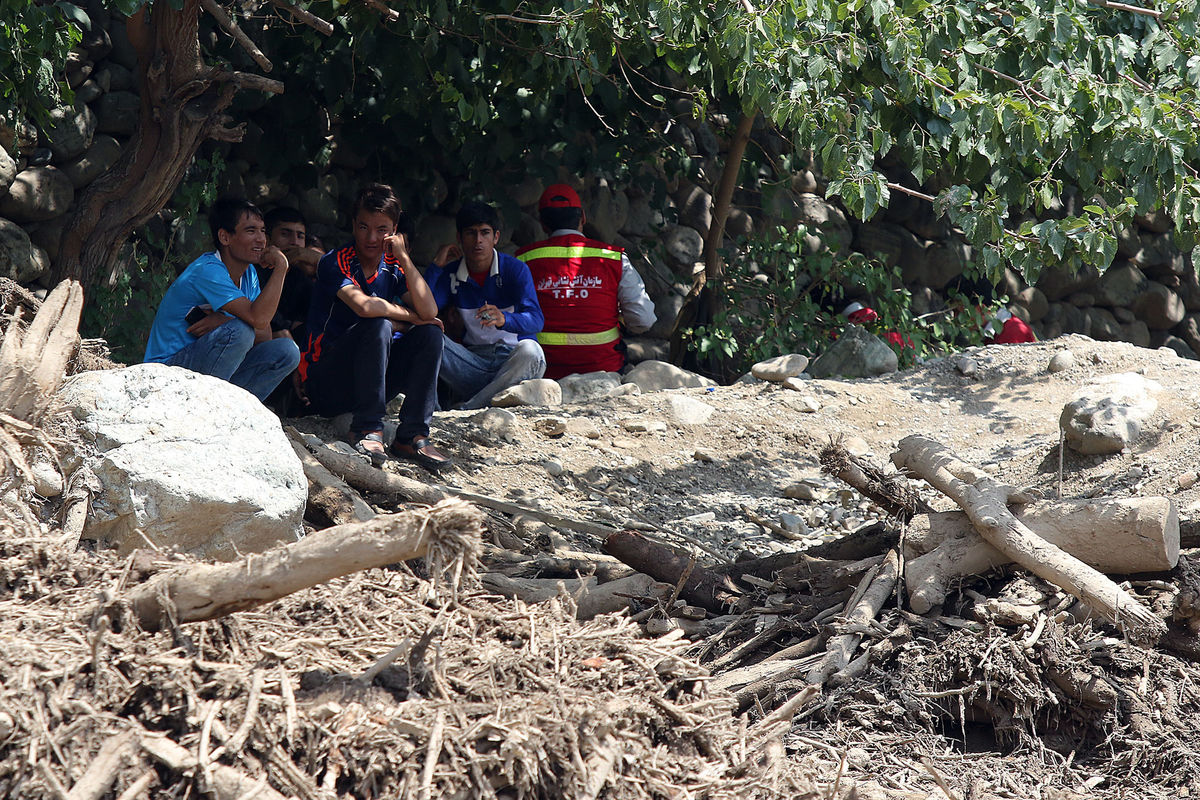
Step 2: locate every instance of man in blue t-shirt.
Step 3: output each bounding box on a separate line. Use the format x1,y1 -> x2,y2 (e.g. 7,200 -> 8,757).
299,183 -> 451,471
425,201 -> 545,410
144,198 -> 301,400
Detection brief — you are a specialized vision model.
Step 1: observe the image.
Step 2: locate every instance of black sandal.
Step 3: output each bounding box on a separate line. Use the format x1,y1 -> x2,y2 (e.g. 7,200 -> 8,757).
352,431 -> 387,467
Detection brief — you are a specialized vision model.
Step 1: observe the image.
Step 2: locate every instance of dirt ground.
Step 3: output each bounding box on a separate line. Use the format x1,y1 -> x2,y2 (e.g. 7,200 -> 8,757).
359,333 -> 1200,799
410,334 -> 1200,560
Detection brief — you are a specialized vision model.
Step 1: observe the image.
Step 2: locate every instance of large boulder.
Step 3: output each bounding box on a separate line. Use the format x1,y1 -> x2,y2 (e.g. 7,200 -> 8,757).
809,324 -> 898,378
1060,372 -> 1160,455
0,217 -> 47,283
0,144 -> 16,194
58,364 -> 307,560
61,134 -> 121,188
0,166 -> 74,223
623,360 -> 715,392
42,102 -> 96,162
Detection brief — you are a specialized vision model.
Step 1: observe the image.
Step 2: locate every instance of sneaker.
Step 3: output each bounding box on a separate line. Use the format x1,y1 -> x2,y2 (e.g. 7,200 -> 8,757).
389,435 -> 452,472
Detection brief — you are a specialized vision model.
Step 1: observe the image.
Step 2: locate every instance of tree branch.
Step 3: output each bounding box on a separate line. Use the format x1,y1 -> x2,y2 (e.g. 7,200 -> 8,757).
1086,0 -> 1162,18
221,72 -> 285,94
268,0 -> 335,36
886,182 -> 936,203
199,0 -> 273,72
361,0 -> 399,22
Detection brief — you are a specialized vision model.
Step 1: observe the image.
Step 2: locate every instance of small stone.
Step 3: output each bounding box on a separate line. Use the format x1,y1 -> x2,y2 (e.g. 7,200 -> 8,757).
1048,350 -> 1075,373
693,448 -> 716,463
533,416 -> 566,437
543,459 -> 564,477
955,356 -> 978,376
750,353 -> 810,382
565,418 -> 601,439
491,378 -> 562,408
612,438 -> 639,449
622,418 -> 667,433
31,458 -> 62,498
1178,472 -> 1197,490
784,482 -> 824,501
667,395 -> 715,426
842,436 -> 871,456
679,511 -> 717,523
780,513 -> 808,536
475,407 -> 519,441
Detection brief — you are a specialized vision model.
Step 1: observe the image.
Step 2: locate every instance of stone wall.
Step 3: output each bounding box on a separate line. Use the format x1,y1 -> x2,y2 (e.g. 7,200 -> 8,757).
4,8 -> 1199,364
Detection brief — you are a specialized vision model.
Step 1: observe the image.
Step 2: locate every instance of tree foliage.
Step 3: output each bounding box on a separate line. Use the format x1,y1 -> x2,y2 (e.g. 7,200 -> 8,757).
0,0 -> 83,124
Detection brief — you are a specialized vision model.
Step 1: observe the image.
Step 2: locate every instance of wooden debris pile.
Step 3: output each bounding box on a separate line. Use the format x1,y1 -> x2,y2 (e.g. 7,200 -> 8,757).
0,521 -> 826,799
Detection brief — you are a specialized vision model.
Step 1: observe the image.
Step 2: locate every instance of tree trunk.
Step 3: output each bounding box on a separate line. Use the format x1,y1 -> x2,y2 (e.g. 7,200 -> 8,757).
49,2 -> 273,289
904,497 -> 1179,613
668,111 -> 756,364
892,435 -> 1167,643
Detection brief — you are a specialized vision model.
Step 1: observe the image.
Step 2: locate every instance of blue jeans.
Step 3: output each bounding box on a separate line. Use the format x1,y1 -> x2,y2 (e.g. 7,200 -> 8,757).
164,319 -> 300,401
303,319 -> 443,441
439,338 -> 546,410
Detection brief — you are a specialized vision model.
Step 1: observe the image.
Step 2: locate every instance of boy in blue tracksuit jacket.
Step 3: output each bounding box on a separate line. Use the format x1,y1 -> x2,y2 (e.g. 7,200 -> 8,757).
424,201 -> 546,409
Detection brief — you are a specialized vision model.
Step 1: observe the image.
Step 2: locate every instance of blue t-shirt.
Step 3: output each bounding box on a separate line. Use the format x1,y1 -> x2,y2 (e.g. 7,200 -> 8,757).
300,244 -> 408,380
144,251 -> 261,363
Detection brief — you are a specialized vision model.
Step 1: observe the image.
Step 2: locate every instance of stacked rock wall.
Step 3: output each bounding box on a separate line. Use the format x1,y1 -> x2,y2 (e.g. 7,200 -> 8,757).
5,9 -> 1200,363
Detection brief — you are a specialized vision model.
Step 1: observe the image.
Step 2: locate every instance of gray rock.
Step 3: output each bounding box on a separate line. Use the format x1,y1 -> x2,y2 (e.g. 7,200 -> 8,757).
694,121 -> 720,157
1174,313 -> 1200,358
725,207 -> 754,238
1047,350 -> 1075,373
558,371 -> 622,404
491,378 -> 562,407
622,417 -> 667,433
28,216 -> 67,262
0,218 -> 48,283
1151,332 -> 1198,360
1095,262 -> 1147,307
474,407 -> 519,441
662,223 -> 704,266
565,418 -> 601,439
1131,281 -> 1185,330
30,455 -> 62,498
750,353 -> 810,382
674,182 -> 712,236
855,221 -> 919,269
584,182 -> 627,242
790,170 -> 820,194
1136,208 -> 1173,234
903,201 -> 949,240
1082,307 -> 1121,341
94,91 -> 140,136
42,103 -> 96,162
622,359 -> 715,392
58,364 -> 306,560
912,240 -> 969,290
667,395 -> 715,426
1060,372 -> 1160,455
1120,320 -> 1152,348
0,166 -> 74,223
1036,262 -> 1100,302
61,134 -> 120,188
543,459 -> 564,477
623,336 -> 668,365
1131,231 -> 1175,270
1014,286 -> 1048,322
620,194 -> 663,237
809,325 -> 898,378
0,144 -> 16,195
648,290 -> 685,339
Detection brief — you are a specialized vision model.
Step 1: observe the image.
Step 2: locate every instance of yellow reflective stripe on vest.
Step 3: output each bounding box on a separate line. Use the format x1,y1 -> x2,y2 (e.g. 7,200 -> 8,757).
537,327 -> 620,346
518,246 -> 623,262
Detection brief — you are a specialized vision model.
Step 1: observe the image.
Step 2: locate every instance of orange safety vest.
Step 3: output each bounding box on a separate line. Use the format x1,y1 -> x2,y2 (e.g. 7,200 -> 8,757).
516,233 -> 625,378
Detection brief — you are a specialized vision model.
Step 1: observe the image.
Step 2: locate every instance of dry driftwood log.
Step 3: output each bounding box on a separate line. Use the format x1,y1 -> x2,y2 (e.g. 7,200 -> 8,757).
892,435 -> 1167,643
141,732 -> 289,800
806,549 -> 900,686
123,499 -> 482,631
0,278 -> 83,424
288,438 -> 376,525
289,427 -> 620,539
906,497 -> 1180,613
820,441 -> 933,521
604,530 -> 741,612
481,572 -> 672,619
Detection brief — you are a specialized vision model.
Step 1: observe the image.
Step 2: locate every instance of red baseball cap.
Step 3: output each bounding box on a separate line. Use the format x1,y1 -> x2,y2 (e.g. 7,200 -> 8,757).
539,184 -> 582,210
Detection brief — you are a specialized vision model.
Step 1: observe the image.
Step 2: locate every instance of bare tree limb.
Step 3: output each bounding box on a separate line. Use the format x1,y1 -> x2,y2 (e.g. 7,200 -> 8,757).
268,0 -> 335,35
1086,0 -> 1162,18
199,0 -> 273,72
361,0 -> 399,22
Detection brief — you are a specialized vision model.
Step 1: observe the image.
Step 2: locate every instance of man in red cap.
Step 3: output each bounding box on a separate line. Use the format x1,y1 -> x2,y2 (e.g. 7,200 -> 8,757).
515,184 -> 656,378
